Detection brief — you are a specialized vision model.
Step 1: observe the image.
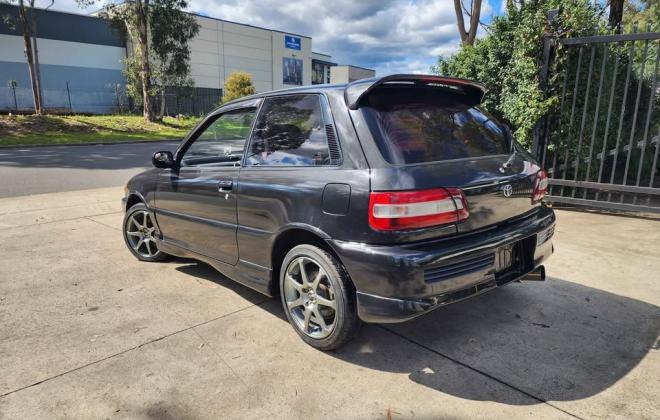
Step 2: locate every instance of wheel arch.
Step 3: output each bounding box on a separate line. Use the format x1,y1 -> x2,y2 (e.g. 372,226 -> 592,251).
269,226 -> 347,297
125,191 -> 147,211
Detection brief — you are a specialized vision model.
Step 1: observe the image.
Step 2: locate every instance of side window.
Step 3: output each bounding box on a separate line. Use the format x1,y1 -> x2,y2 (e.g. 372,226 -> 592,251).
246,94 -> 333,166
181,108 -> 256,166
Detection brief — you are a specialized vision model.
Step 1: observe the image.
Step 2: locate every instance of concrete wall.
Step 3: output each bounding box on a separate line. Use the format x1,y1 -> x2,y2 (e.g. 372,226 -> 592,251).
189,14 -> 312,94
271,31 -> 312,89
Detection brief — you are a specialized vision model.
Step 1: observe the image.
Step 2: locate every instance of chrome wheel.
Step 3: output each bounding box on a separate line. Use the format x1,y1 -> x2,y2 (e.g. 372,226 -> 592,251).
125,210 -> 160,258
283,256 -> 337,339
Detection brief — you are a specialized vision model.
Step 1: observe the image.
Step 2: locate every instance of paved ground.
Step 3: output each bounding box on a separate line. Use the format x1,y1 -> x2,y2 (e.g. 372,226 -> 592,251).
0,187 -> 658,419
0,142 -> 178,198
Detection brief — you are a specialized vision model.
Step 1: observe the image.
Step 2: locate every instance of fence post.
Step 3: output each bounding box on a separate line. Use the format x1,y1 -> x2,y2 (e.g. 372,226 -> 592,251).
66,81 -> 73,114
9,80 -> 18,111
533,10 -> 559,162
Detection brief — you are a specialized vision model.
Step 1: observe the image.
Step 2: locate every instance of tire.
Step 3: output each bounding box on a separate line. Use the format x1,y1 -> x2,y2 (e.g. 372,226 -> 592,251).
280,244 -> 360,350
122,203 -> 169,262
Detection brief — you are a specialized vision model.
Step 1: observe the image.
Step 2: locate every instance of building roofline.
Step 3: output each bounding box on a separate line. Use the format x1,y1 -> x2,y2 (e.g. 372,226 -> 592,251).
1,3 -> 101,19
12,4 -> 313,40
336,64 -> 376,72
186,11 -> 312,39
312,59 -> 338,66
312,51 -> 332,58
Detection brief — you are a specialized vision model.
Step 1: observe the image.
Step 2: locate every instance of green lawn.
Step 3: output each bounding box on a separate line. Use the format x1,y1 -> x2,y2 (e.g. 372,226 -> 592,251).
0,114 -> 201,146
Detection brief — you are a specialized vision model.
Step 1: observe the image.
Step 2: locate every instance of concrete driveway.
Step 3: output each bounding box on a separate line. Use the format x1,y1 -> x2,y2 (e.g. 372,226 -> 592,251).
0,187 -> 658,419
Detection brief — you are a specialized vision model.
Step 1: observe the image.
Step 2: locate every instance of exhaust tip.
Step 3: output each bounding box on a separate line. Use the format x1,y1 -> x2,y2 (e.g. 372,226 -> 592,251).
522,265 -> 546,281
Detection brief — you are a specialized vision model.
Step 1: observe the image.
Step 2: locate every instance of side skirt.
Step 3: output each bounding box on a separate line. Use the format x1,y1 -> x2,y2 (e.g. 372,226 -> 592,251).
158,239 -> 273,297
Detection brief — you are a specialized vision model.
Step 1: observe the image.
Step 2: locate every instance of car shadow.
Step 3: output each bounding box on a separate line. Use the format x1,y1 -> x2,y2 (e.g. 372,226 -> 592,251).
173,261 -> 660,406
174,260 -> 270,304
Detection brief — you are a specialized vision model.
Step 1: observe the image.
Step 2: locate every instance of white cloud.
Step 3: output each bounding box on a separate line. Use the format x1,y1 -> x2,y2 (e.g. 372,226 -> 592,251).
41,0 -> 492,75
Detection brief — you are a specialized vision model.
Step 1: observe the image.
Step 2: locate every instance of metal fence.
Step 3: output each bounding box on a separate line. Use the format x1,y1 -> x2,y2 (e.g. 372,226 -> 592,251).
0,84 -> 126,114
154,87 -> 221,116
1,83 -> 221,116
537,24 -> 660,214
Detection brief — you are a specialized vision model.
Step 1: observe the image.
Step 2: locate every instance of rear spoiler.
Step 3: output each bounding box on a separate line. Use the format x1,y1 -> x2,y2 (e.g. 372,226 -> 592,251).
344,74 -> 487,110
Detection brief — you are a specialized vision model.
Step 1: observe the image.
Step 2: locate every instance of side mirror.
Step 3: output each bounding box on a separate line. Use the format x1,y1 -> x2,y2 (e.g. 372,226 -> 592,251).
152,151 -> 175,168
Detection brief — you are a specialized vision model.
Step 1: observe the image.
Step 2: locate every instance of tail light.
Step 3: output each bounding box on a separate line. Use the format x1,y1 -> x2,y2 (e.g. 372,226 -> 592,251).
369,188 -> 469,231
532,170 -> 549,203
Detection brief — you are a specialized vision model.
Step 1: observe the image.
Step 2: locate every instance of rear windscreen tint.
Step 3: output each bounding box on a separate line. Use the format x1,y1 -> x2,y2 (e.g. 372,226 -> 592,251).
361,87 -> 509,164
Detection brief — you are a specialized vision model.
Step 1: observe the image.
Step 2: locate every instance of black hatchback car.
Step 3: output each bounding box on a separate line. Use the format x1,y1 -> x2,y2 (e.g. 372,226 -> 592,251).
122,74 -> 555,350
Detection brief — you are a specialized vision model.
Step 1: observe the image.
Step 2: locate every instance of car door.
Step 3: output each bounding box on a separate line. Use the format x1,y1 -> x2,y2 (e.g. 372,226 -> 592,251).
237,93 -> 353,270
154,104 -> 258,264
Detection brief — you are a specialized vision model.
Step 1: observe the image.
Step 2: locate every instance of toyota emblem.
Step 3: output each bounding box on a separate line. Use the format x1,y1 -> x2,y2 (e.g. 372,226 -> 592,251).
502,184 -> 513,197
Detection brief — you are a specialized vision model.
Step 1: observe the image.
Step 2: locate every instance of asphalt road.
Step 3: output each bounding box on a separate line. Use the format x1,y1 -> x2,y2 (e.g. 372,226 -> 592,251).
0,141 -> 180,198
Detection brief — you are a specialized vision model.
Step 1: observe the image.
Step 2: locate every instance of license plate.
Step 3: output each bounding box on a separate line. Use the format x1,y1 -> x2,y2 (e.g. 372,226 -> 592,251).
495,243 -> 515,272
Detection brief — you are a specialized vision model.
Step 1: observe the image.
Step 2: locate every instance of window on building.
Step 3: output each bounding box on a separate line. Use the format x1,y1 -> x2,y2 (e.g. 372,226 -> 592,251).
246,95 -> 332,166
283,57 -> 303,85
312,62 -> 324,85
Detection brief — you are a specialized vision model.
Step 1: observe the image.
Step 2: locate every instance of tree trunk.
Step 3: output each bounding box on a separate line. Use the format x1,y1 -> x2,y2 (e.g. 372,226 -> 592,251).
453,0 -> 483,46
466,0 -> 482,46
453,0 -> 468,45
29,0 -> 44,115
18,1 -> 42,114
608,0 -> 624,30
136,0 -> 155,122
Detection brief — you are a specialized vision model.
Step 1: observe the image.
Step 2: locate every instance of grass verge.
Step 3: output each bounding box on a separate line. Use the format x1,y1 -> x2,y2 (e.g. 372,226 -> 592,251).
0,114 -> 201,146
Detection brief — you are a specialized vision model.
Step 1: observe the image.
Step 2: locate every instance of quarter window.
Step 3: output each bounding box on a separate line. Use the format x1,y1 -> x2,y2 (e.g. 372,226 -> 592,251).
181,109 -> 256,166
246,95 -> 332,166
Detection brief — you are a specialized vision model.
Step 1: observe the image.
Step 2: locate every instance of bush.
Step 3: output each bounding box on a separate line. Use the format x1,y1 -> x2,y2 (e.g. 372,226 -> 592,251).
432,0 -> 603,147
222,72 -> 256,104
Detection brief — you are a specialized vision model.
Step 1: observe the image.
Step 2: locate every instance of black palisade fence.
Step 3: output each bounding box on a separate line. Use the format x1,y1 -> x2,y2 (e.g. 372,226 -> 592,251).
538,21 -> 660,214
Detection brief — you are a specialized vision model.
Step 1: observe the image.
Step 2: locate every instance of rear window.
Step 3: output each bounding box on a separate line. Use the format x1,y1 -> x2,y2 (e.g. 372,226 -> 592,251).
361,87 -> 509,164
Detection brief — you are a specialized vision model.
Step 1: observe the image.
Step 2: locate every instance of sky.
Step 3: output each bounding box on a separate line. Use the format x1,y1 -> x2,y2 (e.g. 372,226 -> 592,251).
37,0 -> 507,75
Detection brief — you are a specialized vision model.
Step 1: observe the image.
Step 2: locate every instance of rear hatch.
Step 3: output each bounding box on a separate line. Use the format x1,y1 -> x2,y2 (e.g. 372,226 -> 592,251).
353,76 -> 543,240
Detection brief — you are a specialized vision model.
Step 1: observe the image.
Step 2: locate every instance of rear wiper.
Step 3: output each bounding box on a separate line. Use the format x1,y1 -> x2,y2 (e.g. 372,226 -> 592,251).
500,140 -> 517,173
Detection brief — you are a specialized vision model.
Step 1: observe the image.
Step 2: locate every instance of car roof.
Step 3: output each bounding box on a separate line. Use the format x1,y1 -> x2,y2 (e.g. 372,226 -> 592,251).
218,83 -> 346,108
219,74 -> 486,110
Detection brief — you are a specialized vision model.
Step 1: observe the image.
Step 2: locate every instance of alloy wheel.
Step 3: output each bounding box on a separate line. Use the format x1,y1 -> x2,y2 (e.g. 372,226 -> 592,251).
283,256 -> 337,339
125,210 -> 160,258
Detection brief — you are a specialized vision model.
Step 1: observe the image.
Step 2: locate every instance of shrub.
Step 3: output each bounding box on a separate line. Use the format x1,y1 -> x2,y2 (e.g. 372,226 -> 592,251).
222,72 -> 256,104
432,0 -> 603,147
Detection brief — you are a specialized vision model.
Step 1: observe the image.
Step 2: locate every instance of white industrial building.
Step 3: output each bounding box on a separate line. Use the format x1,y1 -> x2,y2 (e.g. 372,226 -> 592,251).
0,5 -> 375,114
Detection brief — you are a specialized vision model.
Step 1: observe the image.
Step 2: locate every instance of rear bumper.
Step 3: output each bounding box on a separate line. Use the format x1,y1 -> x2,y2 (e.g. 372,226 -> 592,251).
327,206 -> 555,323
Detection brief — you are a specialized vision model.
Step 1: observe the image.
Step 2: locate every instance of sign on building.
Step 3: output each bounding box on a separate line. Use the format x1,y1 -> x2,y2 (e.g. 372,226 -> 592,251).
284,35 -> 301,50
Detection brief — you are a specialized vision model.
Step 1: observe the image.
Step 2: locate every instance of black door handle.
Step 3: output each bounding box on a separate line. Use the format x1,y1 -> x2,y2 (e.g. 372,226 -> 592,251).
218,180 -> 233,191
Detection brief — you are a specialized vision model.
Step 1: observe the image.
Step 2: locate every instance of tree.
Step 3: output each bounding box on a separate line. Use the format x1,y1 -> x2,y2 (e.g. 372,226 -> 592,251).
149,0 -> 199,118
433,0 -> 603,146
222,72 -> 256,104
121,55 -> 147,112
609,0 -> 624,29
453,0 -> 483,46
98,0 -> 155,121
2,0 -> 48,114
86,0 -> 197,121
622,0 -> 659,28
